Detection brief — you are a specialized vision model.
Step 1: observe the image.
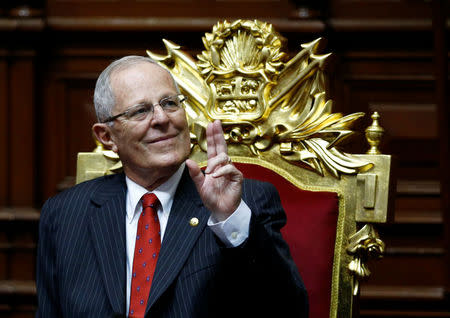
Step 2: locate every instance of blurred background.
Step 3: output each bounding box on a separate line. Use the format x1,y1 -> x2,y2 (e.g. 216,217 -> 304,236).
0,0 -> 448,317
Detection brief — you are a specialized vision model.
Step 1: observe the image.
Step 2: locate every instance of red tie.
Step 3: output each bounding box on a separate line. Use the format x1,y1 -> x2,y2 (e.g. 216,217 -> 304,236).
129,193 -> 161,318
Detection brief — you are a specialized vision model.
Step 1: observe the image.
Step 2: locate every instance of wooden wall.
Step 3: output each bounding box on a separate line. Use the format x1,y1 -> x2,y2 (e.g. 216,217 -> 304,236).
0,0 -> 448,316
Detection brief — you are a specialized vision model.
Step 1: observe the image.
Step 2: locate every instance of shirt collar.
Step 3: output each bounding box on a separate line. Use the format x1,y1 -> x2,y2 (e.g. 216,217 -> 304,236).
125,162 -> 185,221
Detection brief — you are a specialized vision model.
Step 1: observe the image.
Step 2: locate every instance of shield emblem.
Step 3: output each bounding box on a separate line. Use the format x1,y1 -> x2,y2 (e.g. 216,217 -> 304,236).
207,73 -> 267,121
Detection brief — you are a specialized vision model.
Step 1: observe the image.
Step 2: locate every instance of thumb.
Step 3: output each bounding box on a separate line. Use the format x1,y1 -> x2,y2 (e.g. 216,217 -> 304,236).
186,159 -> 205,190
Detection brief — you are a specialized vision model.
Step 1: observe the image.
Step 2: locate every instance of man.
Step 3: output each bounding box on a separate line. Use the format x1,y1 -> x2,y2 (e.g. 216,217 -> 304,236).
36,56 -> 308,318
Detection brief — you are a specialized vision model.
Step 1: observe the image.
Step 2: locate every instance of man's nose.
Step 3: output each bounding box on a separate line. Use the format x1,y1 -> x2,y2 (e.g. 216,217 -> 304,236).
150,104 -> 170,124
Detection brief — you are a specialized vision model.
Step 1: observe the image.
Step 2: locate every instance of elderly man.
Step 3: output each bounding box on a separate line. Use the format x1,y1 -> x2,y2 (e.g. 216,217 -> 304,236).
36,56 -> 308,318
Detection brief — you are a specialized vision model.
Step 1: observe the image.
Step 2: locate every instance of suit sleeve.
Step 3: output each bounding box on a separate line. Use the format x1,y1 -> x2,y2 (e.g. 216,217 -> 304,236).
217,180 -> 309,318
35,198 -> 62,318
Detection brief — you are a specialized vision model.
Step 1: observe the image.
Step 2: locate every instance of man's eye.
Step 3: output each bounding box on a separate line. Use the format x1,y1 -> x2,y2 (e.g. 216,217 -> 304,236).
161,98 -> 178,109
129,107 -> 149,119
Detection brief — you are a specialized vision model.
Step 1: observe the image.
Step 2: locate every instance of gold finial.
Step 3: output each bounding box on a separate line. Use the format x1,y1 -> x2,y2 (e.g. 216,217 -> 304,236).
365,112 -> 384,155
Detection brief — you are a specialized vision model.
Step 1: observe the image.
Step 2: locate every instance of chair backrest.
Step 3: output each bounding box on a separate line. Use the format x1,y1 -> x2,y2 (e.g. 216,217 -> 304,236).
76,19 -> 394,318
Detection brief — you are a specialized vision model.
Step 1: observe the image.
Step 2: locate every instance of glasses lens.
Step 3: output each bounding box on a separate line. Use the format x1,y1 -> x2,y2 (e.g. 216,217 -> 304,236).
120,95 -> 184,122
160,96 -> 181,111
127,106 -> 150,121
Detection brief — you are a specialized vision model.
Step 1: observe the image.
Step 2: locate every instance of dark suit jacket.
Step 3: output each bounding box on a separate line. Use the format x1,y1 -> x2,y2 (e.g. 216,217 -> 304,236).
36,169 -> 308,318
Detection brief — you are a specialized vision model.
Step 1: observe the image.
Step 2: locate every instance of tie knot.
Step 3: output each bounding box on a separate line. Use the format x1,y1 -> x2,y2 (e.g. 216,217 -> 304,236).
142,193 -> 159,209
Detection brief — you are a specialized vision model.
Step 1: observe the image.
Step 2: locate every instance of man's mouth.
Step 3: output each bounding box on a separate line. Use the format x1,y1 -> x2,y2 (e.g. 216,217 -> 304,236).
148,134 -> 177,144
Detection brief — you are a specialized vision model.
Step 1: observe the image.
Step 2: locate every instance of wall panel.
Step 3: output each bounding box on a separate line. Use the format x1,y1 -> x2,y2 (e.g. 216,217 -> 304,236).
0,56 -> 8,206
46,0 -> 296,18
333,48 -> 449,316
9,56 -> 35,206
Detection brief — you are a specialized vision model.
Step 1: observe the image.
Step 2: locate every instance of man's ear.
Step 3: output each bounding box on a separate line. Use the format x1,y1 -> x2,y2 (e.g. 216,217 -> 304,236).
92,123 -> 118,153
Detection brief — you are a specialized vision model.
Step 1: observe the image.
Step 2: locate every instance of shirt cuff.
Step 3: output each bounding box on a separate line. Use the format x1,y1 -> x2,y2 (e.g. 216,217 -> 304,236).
207,199 -> 251,247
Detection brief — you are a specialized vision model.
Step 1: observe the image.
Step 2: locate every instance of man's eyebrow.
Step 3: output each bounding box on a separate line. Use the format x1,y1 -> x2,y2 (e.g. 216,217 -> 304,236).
125,94 -> 176,110
127,101 -> 152,109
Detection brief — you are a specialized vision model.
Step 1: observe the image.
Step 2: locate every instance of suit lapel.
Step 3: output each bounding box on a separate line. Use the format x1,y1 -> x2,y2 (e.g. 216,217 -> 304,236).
88,173 -> 127,315
146,169 -> 209,313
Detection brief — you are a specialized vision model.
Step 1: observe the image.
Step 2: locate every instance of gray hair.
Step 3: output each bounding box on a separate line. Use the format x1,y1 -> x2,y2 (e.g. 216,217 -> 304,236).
93,55 -> 179,123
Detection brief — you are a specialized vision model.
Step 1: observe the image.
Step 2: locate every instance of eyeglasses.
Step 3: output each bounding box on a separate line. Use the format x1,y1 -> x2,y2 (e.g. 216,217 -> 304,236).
101,94 -> 187,123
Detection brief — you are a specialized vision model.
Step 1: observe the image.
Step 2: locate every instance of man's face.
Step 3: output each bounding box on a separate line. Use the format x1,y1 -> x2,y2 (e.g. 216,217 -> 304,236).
107,62 -> 191,185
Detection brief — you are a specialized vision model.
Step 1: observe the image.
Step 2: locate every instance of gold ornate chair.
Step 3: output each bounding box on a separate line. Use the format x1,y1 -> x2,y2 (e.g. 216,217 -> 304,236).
77,20 -> 394,318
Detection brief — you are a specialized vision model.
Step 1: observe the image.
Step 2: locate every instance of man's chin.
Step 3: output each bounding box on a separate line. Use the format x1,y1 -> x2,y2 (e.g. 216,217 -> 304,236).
151,155 -> 186,171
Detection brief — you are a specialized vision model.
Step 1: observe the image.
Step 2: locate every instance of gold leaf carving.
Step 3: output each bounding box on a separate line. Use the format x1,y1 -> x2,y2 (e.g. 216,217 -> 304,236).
347,224 -> 385,296
148,19 -> 372,177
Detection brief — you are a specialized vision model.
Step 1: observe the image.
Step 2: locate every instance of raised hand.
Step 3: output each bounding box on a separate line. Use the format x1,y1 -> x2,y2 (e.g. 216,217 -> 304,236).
186,120 -> 243,222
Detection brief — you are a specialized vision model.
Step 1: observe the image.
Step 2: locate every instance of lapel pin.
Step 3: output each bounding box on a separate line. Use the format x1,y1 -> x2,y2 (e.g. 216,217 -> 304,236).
189,217 -> 199,227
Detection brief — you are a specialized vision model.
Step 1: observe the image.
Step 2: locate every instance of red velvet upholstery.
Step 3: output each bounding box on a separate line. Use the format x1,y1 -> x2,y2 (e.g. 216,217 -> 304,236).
235,163 -> 339,318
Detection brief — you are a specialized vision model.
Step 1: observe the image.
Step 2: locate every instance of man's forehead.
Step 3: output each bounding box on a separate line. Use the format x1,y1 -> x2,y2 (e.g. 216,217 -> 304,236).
112,61 -> 168,81
110,62 -> 177,109
110,63 -> 176,97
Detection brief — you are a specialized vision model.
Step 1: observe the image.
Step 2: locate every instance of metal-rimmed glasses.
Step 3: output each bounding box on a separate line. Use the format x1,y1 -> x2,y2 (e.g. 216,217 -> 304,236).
101,94 -> 187,123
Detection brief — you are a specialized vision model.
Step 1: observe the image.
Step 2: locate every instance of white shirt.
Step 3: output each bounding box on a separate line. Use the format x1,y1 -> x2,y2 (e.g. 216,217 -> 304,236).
125,162 -> 251,315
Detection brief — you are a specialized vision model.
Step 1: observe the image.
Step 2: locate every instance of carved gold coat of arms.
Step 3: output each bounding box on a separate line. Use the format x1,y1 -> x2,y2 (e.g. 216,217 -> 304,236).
147,19 -> 372,178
